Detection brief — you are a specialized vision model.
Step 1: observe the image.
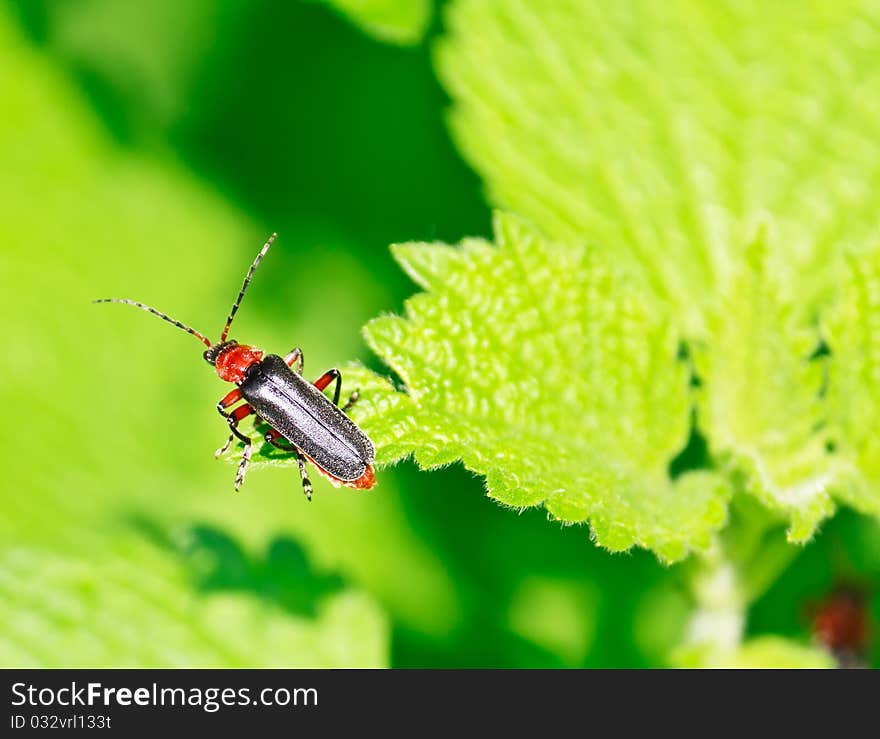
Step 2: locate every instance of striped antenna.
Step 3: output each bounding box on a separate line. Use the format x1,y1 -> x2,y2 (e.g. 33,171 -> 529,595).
220,232 -> 278,342
93,298 -> 213,348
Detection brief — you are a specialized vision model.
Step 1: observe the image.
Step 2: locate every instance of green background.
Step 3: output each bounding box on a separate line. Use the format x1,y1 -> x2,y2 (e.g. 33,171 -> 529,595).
1,0 -> 877,668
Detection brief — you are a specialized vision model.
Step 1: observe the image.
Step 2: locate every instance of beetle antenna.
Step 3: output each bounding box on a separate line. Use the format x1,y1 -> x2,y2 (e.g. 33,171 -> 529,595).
93,298 -> 213,348
220,232 -> 278,342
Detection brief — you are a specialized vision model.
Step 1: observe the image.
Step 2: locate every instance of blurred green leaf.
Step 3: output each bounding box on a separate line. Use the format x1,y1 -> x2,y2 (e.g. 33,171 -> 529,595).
0,3 -> 253,542
13,0 -> 247,134
825,247 -> 880,519
0,545 -> 387,668
693,234 -> 838,541
677,635 -> 834,669
506,576 -> 598,666
723,636 -> 837,669
721,637 -> 835,669
0,7 -> 390,668
319,0 -> 431,45
436,0 -> 880,332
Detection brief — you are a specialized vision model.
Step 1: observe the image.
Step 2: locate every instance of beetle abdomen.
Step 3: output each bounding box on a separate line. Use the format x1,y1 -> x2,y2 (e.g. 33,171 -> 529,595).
240,355 -> 375,482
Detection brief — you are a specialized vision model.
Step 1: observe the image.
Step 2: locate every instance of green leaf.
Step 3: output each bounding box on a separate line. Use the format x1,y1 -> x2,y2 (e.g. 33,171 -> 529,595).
319,0 -> 431,45
0,544 -> 387,668
436,0 -> 880,538
436,0 -> 880,332
363,213 -> 729,562
693,233 -> 838,541
825,247 -> 880,518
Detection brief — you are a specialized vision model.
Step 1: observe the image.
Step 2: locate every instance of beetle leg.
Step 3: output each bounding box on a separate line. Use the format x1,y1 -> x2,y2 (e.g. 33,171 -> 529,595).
284,347 -> 304,375
313,368 -> 342,406
229,417 -> 254,491
215,395 -> 253,456
294,449 -> 313,501
215,433 -> 235,457
341,389 -> 360,413
216,401 -> 256,490
264,427 -> 295,451
215,389 -> 246,456
314,368 -> 360,413
233,439 -> 253,490
263,429 -> 312,499
264,429 -> 311,500
218,387 -> 242,409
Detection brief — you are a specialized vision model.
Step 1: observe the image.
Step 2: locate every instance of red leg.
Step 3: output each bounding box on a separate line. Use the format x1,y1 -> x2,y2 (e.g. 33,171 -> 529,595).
313,368 -> 359,412
218,387 -> 242,409
215,388 -> 248,456
284,347 -> 303,374
230,404 -> 255,422
216,399 -> 255,438
264,427 -> 294,450
313,368 -> 342,405
215,402 -> 256,456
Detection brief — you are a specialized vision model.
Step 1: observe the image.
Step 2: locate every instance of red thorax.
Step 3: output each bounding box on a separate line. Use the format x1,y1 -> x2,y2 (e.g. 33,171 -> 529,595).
214,343 -> 264,384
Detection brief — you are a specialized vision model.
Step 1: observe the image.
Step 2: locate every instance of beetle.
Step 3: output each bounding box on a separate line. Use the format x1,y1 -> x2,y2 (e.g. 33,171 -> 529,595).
95,233 -> 375,499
